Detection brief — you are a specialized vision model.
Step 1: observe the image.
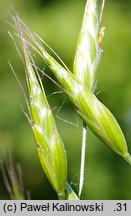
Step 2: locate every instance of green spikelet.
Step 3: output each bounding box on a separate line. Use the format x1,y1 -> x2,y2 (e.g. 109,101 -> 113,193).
17,27 -> 67,199
36,51 -> 130,158
24,34 -> 130,161
73,0 -> 101,91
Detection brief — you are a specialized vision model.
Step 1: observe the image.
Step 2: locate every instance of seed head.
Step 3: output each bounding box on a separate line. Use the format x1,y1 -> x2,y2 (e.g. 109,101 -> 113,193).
16,20 -> 67,198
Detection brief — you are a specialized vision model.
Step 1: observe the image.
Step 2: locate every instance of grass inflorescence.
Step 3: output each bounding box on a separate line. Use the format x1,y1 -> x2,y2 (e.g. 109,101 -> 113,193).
9,0 -> 131,200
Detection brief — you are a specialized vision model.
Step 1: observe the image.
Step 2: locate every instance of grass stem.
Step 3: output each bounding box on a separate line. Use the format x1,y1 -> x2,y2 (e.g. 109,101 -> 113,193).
79,121 -> 87,198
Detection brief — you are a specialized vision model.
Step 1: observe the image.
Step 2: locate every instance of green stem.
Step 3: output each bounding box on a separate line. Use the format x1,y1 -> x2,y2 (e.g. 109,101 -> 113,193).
79,121 -> 87,198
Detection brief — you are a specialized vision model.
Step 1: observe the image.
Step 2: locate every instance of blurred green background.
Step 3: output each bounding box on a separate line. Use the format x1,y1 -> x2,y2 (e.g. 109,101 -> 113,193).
0,0 -> 131,200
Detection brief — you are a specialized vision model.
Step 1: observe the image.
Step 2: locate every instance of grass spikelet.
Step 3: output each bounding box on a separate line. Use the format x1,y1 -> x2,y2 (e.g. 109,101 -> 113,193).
36,53 -> 129,159
73,0 -> 102,91
15,19 -> 68,199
